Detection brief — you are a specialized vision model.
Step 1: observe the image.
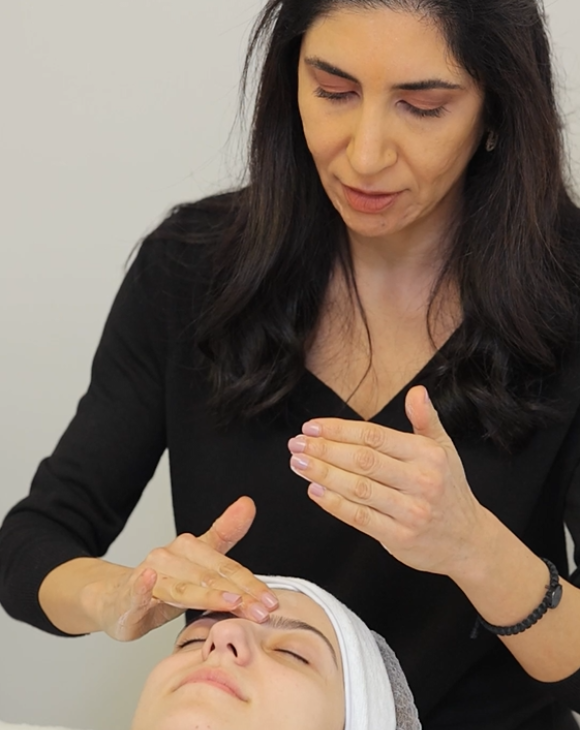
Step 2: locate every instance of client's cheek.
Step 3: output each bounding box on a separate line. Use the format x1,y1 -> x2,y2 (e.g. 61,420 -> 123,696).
260,675 -> 343,730
132,657 -> 188,727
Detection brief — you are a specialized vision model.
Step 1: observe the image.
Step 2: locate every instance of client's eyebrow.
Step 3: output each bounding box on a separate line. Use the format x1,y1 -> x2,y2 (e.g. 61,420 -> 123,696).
177,611 -> 338,667
267,613 -> 338,667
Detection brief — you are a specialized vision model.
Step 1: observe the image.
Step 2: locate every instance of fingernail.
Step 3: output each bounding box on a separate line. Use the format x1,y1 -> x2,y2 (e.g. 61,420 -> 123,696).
288,436 -> 307,454
303,422 -> 321,437
249,603 -> 270,622
309,483 -> 326,498
261,593 -> 279,609
223,592 -> 242,605
424,388 -> 430,403
164,602 -> 188,609
291,455 -> 310,471
137,578 -> 151,596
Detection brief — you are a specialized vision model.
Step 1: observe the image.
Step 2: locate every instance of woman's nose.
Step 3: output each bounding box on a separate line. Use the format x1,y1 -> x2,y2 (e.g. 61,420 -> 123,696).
202,620 -> 253,665
347,106 -> 397,177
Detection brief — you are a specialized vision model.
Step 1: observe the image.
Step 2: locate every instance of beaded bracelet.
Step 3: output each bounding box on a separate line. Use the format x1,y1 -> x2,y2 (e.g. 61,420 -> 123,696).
470,558 -> 563,639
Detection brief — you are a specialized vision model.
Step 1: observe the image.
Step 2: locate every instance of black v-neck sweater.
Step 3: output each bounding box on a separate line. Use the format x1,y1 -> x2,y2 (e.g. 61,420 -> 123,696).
1,200 -> 580,729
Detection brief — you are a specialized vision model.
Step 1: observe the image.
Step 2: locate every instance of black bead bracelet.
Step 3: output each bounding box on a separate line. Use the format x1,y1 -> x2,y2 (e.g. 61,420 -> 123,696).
471,558 -> 563,639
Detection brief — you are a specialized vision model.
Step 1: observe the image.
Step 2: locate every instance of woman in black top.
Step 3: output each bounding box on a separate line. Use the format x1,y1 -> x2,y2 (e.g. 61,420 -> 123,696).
1,0 -> 580,727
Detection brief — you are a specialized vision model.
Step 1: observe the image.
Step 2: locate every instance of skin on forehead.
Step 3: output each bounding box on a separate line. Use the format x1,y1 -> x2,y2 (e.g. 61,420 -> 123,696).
308,7 -> 467,86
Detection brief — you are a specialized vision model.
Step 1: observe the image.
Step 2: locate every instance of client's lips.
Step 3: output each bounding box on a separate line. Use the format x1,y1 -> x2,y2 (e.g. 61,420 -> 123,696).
342,184 -> 402,213
178,668 -> 247,701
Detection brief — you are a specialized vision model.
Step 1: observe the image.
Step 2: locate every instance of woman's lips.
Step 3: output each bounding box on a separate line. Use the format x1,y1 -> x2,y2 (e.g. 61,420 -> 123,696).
178,668 -> 247,701
342,184 -> 402,213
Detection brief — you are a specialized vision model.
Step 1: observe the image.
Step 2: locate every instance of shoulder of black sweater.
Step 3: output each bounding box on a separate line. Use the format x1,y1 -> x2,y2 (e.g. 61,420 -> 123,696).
143,188 -> 244,253
125,188 -> 245,320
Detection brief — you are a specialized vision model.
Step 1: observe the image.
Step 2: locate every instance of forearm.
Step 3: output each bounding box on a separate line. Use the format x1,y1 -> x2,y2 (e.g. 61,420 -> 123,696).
38,557 -> 130,635
450,508 -> 580,683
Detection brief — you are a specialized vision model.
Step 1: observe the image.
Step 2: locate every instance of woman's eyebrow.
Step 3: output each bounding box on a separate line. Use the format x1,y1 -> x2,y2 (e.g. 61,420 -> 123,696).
305,56 -> 358,83
304,56 -> 463,91
395,79 -> 463,91
177,610 -> 338,667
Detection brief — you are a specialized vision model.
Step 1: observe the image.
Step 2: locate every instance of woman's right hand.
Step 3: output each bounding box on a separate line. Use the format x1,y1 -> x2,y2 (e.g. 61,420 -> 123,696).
82,497 -> 279,641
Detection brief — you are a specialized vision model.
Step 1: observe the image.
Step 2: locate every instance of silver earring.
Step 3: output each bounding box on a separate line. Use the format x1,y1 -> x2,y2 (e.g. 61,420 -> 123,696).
486,131 -> 498,152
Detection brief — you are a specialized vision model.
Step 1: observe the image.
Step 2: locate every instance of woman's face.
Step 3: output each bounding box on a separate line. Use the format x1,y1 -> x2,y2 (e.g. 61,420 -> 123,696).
131,590 -> 345,730
297,7 -> 486,245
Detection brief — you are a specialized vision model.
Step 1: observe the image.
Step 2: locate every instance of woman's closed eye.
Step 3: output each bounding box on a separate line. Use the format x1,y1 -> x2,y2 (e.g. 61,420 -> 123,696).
314,87 -> 445,118
399,100 -> 445,118
314,87 -> 355,103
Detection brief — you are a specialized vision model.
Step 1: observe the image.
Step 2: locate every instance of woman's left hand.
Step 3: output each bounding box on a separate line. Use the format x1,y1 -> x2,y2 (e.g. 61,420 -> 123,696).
288,385 -> 491,578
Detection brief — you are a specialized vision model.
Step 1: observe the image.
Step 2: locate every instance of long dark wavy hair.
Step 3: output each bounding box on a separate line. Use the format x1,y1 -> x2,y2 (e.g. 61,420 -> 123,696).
156,0 -> 580,452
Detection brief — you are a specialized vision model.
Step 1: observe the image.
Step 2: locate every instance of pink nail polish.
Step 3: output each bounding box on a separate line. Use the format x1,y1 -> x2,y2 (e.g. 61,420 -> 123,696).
249,603 -> 269,622
291,455 -> 310,471
261,593 -> 279,609
309,483 -> 326,498
223,592 -> 242,605
288,436 -> 307,454
303,422 -> 321,437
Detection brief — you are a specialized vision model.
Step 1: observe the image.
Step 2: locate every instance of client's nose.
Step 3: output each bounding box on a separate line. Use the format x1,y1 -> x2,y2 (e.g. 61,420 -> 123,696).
202,619 -> 253,665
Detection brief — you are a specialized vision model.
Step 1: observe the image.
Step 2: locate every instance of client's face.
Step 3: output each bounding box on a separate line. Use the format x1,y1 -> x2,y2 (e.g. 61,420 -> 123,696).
131,590 -> 345,730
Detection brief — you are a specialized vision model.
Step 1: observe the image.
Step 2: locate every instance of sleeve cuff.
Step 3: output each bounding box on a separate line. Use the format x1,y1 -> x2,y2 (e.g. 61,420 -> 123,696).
0,513 -> 91,637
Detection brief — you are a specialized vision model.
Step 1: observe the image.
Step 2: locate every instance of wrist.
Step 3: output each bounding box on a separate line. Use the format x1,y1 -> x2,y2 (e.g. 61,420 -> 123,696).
80,560 -> 132,632
39,557 -> 131,635
473,558 -> 563,637
445,506 -> 503,587
447,513 -> 551,628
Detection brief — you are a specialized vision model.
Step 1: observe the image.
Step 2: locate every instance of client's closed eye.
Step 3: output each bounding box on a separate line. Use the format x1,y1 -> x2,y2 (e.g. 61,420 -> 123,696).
177,638 -> 205,650
277,649 -> 309,665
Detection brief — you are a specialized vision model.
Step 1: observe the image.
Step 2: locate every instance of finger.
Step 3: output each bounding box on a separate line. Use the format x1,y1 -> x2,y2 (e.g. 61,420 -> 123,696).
290,452 -> 420,520
135,566 -> 157,594
131,569 -> 181,620
151,575 -> 246,614
306,483 -> 401,545
200,497 -> 257,554
405,386 -> 452,446
288,434 -> 415,492
153,535 -> 278,610
115,568 -> 182,639
152,574 -> 273,623
148,553 -> 247,604
301,417 -> 423,462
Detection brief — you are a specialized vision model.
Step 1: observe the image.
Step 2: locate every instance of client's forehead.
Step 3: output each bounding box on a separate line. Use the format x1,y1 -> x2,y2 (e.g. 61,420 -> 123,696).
273,589 -> 330,625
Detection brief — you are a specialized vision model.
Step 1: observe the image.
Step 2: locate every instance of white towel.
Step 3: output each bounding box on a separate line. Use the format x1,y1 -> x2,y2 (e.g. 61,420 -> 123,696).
264,576 -> 398,730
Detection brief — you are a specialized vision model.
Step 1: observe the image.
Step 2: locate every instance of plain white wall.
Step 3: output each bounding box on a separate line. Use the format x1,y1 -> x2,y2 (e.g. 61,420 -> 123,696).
0,2 -> 259,728
0,1 -> 579,728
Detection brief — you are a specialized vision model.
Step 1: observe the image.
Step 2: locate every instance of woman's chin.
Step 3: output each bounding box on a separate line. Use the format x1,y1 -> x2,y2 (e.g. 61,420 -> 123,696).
342,214 -> 409,241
